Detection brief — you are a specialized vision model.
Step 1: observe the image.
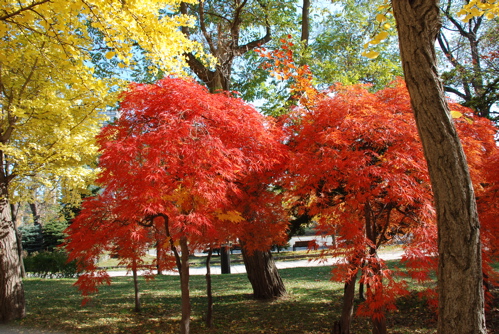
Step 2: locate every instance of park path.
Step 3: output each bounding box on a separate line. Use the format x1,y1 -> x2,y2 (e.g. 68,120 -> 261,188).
106,250 -> 405,277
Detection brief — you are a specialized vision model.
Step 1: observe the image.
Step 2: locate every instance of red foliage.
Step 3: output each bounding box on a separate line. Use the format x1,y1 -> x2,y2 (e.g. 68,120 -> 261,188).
65,77 -> 288,297
283,78 -> 499,322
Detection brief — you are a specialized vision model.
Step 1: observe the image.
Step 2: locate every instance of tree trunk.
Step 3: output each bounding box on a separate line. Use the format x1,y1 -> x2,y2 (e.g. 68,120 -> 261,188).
241,244 -> 286,300
220,245 -> 231,274
156,239 -> 163,275
392,2 -> 486,333
11,204 -> 25,278
29,202 -> 41,226
179,237 -> 191,334
132,265 -> 141,312
205,249 -> 213,328
0,189 -> 26,322
333,274 -> 358,334
300,0 -> 310,47
372,316 -> 387,334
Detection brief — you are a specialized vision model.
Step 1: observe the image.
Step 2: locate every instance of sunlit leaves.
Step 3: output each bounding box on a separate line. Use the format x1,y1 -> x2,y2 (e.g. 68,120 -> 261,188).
0,0 -> 201,205
0,0 -> 199,73
283,78 -> 499,322
362,1 -> 393,59
458,0 -> 499,21
65,77 -> 289,297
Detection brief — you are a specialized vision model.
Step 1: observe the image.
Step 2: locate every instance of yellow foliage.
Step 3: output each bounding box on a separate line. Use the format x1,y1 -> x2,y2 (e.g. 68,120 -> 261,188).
458,0 -> 498,21
450,110 -> 463,119
364,0 -> 498,59
0,0 -> 199,204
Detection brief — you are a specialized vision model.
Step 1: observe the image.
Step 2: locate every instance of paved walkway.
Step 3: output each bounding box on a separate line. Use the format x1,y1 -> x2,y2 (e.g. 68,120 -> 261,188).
107,250 -> 405,277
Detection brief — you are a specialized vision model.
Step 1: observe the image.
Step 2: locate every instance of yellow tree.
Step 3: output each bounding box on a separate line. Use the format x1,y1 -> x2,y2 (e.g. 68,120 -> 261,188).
0,0 -> 198,322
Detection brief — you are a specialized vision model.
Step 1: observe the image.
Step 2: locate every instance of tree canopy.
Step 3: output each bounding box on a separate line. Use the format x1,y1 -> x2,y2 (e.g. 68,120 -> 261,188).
65,77 -> 288,333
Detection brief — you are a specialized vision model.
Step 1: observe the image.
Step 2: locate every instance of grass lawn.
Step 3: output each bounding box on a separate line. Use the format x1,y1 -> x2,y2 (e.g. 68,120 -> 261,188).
12,260 -> 499,334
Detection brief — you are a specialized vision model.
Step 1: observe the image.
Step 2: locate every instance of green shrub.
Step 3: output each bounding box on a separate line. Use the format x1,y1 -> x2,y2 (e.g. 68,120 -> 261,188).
24,251 -> 79,278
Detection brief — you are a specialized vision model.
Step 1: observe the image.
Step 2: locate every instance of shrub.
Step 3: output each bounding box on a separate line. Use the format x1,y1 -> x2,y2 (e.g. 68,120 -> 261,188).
24,251 -> 80,278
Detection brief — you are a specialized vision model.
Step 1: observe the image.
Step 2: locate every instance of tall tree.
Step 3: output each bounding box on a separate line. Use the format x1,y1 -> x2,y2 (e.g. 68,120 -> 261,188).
180,0 -> 294,92
179,0 -> 295,298
392,1 -> 486,333
0,0 -> 197,322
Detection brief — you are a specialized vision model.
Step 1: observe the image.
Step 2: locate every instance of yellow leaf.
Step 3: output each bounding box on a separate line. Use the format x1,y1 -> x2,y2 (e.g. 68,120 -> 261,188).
383,23 -> 391,29
375,31 -> 389,40
362,50 -> 380,59
376,14 -> 387,22
450,110 -> 463,118
105,51 -> 116,59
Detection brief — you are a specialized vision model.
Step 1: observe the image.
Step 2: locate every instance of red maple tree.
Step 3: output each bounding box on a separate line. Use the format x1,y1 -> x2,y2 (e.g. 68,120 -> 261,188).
65,77 -> 288,334
283,79 -> 499,333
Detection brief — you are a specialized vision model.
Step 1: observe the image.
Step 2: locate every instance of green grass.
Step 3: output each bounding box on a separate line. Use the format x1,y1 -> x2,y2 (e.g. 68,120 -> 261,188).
11,260 -> 498,333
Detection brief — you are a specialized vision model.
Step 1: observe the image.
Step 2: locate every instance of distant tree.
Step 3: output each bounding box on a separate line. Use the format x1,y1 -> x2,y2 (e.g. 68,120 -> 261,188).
438,1 -> 499,119
18,224 -> 43,255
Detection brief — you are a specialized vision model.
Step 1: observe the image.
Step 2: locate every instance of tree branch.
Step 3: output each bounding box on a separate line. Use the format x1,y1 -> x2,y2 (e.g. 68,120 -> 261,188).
443,85 -> 468,100
0,0 -> 51,21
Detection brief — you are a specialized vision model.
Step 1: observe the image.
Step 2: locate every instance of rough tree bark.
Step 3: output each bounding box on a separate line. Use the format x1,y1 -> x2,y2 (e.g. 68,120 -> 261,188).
240,243 -> 286,300
10,204 -> 25,278
392,1 -> 486,333
0,184 -> 25,323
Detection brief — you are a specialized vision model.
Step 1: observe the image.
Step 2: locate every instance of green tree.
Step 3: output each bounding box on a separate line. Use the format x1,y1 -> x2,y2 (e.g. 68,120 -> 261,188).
438,1 -> 499,119
310,0 -> 402,90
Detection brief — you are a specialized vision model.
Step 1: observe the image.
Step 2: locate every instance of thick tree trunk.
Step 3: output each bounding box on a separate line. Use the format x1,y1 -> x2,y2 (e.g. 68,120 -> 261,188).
0,189 -> 26,322
179,237 -> 191,334
241,244 -> 286,300
301,0 -> 310,47
392,2 -> 486,334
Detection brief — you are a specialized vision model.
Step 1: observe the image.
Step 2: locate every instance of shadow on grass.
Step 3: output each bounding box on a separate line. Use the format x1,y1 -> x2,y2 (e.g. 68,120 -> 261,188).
16,265 -> 488,333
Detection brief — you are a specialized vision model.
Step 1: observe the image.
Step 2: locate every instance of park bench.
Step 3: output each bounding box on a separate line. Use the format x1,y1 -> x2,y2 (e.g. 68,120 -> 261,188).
293,240 -> 318,251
